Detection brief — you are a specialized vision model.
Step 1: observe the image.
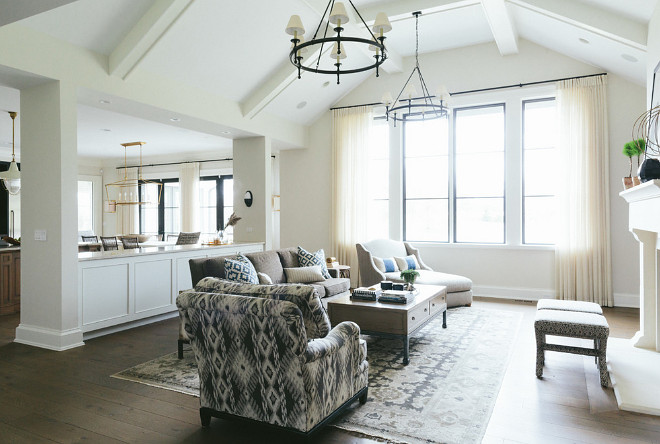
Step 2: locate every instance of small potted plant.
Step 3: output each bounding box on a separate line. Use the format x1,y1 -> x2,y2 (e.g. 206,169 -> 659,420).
400,269 -> 420,291
623,139 -> 646,189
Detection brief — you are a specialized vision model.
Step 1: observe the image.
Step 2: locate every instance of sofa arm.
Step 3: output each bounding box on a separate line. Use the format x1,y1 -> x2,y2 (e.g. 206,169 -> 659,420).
405,242 -> 433,271
303,321 -> 360,363
356,243 -> 386,286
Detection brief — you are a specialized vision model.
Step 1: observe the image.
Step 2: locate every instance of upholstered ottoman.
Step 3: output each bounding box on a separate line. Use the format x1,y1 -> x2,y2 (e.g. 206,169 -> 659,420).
537,299 -> 603,315
534,309 -> 610,387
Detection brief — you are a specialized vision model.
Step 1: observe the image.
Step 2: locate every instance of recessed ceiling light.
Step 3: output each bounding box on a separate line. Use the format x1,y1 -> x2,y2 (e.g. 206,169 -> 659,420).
622,53 -> 638,63
297,101 -> 307,109
220,130 -> 231,135
323,81 -> 330,87
101,128 -> 111,132
170,117 -> 181,122
99,99 -> 111,104
578,38 -> 590,44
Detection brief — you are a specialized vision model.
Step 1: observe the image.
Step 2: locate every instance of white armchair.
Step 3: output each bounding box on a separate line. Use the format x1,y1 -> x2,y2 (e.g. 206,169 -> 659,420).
356,239 -> 473,307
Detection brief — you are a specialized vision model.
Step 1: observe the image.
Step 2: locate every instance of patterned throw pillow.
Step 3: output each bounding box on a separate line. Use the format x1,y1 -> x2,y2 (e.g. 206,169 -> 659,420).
394,254 -> 420,271
224,254 -> 258,284
284,266 -> 325,283
373,256 -> 399,273
297,246 -> 331,279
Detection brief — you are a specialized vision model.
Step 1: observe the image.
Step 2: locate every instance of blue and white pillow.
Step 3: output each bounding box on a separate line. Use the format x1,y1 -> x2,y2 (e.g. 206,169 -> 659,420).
224,254 -> 258,284
394,254 -> 420,271
373,256 -> 399,273
297,246 -> 331,279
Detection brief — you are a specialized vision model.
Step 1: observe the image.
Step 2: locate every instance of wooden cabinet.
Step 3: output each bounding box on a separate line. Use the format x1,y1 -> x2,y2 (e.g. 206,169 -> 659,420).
0,249 -> 20,315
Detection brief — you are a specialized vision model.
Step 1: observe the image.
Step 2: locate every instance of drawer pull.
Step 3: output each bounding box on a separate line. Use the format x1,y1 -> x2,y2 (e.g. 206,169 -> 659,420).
424,308 -> 427,312
412,316 -> 415,321
432,303 -> 435,307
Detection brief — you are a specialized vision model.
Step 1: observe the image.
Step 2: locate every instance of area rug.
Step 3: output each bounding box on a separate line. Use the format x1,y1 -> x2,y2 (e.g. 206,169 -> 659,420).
112,307 -> 522,444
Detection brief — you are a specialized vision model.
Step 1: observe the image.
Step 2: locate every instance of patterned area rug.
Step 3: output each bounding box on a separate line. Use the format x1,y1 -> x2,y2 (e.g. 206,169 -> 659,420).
112,307 -> 521,444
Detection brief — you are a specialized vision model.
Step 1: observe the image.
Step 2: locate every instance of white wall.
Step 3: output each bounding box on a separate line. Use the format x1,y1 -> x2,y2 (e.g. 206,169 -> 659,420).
647,4 -> 660,108
280,39 -> 646,306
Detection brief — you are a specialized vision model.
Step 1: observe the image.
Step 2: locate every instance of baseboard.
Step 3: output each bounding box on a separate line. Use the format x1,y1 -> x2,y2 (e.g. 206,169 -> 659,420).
82,311 -> 180,340
14,324 -> 85,351
473,285 -> 639,308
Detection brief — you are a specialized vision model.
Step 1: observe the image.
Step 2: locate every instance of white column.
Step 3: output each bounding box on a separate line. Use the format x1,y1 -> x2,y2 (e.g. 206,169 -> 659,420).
631,228 -> 658,350
15,80 -> 82,350
233,137 -> 272,250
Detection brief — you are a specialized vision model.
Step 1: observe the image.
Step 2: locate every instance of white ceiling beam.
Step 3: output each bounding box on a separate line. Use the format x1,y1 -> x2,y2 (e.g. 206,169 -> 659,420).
241,0 -> 404,120
0,0 -> 78,27
360,0 -> 480,22
108,0 -> 192,80
480,0 -> 518,55
509,0 -> 647,49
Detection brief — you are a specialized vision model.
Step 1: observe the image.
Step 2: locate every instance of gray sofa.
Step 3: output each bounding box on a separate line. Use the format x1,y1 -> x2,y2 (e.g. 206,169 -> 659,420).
356,239 -> 473,308
188,246 -> 351,299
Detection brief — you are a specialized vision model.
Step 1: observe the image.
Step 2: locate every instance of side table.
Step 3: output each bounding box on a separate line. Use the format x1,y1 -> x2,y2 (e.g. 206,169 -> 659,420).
327,265 -> 350,279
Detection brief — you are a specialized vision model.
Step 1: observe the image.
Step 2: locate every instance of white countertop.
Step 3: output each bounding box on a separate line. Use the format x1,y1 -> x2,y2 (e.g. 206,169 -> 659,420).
78,242 -> 264,261
0,246 -> 20,252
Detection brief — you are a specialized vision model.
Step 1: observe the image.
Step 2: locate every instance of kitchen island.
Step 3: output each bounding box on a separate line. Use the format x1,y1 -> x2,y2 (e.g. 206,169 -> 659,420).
78,242 -> 263,338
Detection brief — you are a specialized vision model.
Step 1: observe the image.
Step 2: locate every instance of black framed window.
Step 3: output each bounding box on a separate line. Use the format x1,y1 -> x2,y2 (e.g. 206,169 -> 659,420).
139,178 -> 180,238
199,175 -> 233,238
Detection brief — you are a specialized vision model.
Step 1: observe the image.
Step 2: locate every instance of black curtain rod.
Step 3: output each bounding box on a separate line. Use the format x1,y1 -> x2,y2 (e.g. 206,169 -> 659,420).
116,155 -> 276,170
330,72 -> 608,111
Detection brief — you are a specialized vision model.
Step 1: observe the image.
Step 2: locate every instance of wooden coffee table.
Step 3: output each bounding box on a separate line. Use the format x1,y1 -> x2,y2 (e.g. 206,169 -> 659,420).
326,284 -> 447,365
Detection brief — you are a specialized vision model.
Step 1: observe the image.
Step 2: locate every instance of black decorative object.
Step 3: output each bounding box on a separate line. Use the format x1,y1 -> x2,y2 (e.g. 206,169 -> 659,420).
638,158 -> 660,182
392,283 -> 405,291
244,191 -> 253,207
285,2 -> 391,85
380,281 -> 393,290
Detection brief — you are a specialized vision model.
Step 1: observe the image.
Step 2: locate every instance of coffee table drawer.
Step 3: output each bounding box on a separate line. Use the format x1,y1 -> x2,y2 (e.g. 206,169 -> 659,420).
430,293 -> 446,315
408,302 -> 430,331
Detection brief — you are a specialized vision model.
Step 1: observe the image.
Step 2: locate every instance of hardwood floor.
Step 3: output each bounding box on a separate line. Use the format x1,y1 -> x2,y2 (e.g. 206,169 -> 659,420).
0,299 -> 658,444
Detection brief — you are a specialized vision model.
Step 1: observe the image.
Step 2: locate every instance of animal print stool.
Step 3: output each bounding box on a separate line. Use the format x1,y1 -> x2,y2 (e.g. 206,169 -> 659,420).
534,309 -> 610,387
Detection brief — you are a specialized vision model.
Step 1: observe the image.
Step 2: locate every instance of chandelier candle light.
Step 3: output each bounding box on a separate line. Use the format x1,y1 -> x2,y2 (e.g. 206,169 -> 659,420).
286,1 -> 392,84
0,112 -> 20,195
105,142 -> 162,210
384,12 -> 450,126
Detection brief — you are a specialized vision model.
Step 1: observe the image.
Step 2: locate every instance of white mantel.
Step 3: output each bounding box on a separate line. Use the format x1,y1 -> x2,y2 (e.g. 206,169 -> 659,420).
611,180 -> 660,415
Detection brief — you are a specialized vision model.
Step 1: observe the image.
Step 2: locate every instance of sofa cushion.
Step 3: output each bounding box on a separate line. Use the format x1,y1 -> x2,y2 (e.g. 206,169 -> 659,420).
383,270 -> 472,293
394,254 -> 420,271
284,266 -> 325,283
309,283 -> 326,298
257,272 -> 273,284
278,247 -> 300,269
194,277 -> 331,339
245,250 -> 286,283
224,255 -> 258,284
298,246 -> 331,279
313,277 -> 350,297
373,256 -> 398,273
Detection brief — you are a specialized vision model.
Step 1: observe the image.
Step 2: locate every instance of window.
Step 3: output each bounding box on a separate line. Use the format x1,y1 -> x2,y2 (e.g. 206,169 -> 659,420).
78,180 -> 94,232
523,98 -> 557,244
366,120 -> 389,240
404,118 -> 449,242
139,179 -> 180,238
199,175 -> 233,238
454,104 -> 505,243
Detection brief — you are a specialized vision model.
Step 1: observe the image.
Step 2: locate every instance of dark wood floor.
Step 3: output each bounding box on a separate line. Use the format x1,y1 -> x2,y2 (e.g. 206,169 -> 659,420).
0,299 -> 658,444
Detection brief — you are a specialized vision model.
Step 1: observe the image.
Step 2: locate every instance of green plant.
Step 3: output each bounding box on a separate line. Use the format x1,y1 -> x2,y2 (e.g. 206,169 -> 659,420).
623,139 -> 646,177
400,269 -> 420,285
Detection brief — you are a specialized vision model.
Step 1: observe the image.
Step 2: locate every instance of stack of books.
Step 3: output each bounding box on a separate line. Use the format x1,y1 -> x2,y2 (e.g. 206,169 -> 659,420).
351,287 -> 382,301
378,288 -> 418,304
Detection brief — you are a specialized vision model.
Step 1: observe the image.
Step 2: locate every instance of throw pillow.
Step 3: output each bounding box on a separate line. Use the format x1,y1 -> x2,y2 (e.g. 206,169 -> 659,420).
394,254 -> 420,271
257,272 -> 273,285
373,256 -> 399,273
284,265 -> 325,283
297,246 -> 331,279
224,255 -> 258,284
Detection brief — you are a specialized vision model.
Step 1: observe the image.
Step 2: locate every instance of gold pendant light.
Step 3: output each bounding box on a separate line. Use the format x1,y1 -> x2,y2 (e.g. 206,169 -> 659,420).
104,142 -> 162,210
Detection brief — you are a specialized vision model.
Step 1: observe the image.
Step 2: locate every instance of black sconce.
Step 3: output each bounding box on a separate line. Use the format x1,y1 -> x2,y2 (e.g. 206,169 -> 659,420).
244,190 -> 253,207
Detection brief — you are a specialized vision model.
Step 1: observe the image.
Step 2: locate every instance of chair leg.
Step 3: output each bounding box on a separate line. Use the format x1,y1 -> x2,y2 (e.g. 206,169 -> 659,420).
598,336 -> 609,387
359,387 -> 368,405
535,327 -> 545,378
200,408 -> 212,427
178,339 -> 184,359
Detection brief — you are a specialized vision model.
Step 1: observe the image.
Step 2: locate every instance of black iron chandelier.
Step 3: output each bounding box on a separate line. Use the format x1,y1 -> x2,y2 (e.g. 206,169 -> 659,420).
384,12 -> 450,125
286,1 -> 391,84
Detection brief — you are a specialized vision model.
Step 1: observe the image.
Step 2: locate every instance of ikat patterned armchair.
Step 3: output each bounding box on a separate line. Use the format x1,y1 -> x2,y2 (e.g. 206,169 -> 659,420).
176,282 -> 369,435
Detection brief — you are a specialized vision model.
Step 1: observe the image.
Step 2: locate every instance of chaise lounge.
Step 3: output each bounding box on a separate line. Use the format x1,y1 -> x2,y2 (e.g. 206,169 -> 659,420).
356,239 -> 473,308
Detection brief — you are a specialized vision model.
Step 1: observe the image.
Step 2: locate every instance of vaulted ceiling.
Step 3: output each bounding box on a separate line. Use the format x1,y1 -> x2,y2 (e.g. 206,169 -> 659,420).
0,0 -> 656,158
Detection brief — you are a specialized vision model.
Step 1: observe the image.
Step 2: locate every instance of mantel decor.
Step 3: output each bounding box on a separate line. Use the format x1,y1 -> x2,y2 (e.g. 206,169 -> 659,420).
286,1 -> 391,84
383,12 -> 450,126
104,141 -> 162,210
634,61 -> 660,182
0,111 -> 20,195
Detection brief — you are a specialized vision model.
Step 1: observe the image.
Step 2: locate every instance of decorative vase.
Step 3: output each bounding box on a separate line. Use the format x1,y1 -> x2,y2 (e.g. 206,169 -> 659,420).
622,177 -> 634,190
217,230 -> 225,243
638,158 -> 660,183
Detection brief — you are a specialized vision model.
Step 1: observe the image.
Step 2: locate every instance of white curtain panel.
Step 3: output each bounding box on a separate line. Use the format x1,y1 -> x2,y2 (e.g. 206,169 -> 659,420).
555,75 -> 613,306
331,106 -> 372,287
180,162 -> 200,232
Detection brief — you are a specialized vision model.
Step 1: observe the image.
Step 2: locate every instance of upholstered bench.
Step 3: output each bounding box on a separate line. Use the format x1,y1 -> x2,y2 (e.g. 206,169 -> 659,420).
537,299 -> 603,315
534,309 -> 610,387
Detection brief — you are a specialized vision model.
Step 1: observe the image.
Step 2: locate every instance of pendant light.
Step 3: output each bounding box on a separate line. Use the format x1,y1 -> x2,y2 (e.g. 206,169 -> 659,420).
0,112 -> 20,195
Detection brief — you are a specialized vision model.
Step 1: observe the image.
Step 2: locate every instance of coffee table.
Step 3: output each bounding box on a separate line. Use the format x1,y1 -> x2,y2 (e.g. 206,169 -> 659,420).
326,284 -> 447,365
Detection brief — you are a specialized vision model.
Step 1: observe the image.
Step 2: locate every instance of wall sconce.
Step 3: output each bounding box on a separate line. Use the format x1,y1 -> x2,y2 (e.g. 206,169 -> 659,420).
244,190 -> 253,207
272,194 -> 280,212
